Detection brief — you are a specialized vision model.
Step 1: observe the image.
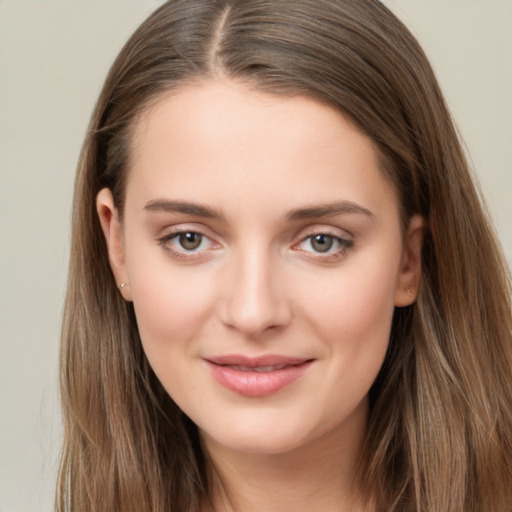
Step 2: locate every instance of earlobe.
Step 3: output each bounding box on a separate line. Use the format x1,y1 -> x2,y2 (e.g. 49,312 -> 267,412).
394,215 -> 425,307
96,188 -> 132,301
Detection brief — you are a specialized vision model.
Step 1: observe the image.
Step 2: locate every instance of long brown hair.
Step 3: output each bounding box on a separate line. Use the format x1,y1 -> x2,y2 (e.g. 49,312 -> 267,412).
57,1 -> 512,510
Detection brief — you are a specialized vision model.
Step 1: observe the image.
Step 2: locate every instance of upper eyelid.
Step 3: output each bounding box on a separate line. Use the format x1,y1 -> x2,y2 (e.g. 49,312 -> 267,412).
295,225 -> 353,241
156,223 -> 353,247
158,223 -> 218,240
159,230 -> 217,246
295,233 -> 352,249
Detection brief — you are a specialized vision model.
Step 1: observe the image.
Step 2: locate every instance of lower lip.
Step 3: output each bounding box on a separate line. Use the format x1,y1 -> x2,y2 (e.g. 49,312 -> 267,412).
206,360 -> 313,397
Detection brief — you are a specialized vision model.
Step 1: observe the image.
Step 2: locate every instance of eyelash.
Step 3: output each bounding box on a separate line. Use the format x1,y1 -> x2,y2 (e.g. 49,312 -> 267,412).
157,229 -> 354,262
157,230 -> 217,261
294,231 -> 354,261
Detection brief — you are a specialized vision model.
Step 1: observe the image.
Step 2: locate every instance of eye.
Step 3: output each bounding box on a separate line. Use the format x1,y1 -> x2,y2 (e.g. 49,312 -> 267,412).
158,229 -> 218,260
308,234 -> 335,253
176,232 -> 204,251
296,232 -> 353,258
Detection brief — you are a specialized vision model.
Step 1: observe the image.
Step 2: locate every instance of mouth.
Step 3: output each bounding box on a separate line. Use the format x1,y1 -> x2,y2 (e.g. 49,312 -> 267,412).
227,364 -> 291,373
204,355 -> 314,397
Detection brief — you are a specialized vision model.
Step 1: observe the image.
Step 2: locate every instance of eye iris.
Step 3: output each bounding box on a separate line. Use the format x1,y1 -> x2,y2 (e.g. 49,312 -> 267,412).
179,232 -> 202,250
311,234 -> 334,252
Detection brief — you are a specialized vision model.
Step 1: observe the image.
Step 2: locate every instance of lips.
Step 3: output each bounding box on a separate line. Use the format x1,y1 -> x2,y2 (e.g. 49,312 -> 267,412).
204,355 -> 313,397
228,364 -> 289,373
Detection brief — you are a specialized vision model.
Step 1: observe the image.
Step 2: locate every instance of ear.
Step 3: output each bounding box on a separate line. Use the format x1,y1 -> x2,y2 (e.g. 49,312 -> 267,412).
96,188 -> 132,301
394,214 -> 425,307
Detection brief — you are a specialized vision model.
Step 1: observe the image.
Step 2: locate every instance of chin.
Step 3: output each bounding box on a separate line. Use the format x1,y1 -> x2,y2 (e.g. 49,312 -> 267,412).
198,410 -> 351,458
203,428 -> 310,456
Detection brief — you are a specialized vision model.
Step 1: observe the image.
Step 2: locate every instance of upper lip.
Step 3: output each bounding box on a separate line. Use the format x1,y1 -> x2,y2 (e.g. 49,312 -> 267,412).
205,355 -> 312,367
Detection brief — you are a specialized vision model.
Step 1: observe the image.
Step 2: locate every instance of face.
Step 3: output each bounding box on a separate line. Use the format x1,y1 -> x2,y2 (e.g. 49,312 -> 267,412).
98,80 -> 422,457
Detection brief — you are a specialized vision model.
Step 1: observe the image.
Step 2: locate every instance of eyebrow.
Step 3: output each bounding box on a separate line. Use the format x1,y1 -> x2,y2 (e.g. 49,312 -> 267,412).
143,198 -> 375,222
144,199 -> 224,220
285,201 -> 376,221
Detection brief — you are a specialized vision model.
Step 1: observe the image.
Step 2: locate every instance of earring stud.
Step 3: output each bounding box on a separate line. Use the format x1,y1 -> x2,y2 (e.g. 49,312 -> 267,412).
120,282 -> 126,289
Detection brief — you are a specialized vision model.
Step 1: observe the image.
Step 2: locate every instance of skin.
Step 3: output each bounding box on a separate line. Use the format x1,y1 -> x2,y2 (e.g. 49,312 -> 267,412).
97,80 -> 423,511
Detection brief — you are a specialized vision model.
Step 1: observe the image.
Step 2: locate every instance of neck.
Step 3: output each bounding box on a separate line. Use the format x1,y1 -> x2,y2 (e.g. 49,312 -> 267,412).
201,400 -> 373,512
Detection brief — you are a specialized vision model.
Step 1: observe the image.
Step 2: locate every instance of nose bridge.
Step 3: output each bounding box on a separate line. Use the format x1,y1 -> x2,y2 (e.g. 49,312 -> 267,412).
220,240 -> 290,335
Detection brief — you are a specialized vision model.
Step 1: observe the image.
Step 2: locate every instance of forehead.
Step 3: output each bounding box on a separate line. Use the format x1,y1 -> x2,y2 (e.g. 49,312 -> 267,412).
125,80 -> 399,221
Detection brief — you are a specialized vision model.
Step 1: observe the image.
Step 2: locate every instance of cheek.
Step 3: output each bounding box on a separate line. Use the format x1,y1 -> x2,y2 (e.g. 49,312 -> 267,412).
125,245 -> 216,352
303,254 -> 399,339
343,268 -> 397,338
296,243 -> 402,390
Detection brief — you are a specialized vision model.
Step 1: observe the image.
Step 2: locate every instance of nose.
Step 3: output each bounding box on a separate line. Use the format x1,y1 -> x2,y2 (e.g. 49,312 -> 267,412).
218,245 -> 292,337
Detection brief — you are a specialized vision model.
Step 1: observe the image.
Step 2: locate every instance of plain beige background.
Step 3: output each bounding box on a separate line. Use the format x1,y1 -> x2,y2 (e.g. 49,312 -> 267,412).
0,1 -> 510,511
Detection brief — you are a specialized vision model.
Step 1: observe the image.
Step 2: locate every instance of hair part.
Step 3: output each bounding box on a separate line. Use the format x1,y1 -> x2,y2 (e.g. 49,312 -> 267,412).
58,1 -> 512,511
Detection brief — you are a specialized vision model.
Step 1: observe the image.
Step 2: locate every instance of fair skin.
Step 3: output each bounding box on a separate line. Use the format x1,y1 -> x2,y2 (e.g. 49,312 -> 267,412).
97,80 -> 423,512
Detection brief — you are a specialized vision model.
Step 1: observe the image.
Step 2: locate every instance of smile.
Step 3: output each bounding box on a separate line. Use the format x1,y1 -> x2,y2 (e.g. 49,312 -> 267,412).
204,355 -> 314,397
229,364 -> 289,373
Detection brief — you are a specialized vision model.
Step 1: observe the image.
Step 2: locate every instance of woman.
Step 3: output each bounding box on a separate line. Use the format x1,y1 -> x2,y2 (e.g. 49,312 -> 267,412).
57,1 -> 512,511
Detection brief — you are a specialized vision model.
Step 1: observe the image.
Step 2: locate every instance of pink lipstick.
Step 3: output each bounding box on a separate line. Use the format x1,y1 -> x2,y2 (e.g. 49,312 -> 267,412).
205,355 -> 313,397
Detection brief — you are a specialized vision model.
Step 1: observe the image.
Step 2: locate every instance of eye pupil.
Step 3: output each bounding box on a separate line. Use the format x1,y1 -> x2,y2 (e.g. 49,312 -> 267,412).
179,232 -> 202,250
311,234 -> 333,252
